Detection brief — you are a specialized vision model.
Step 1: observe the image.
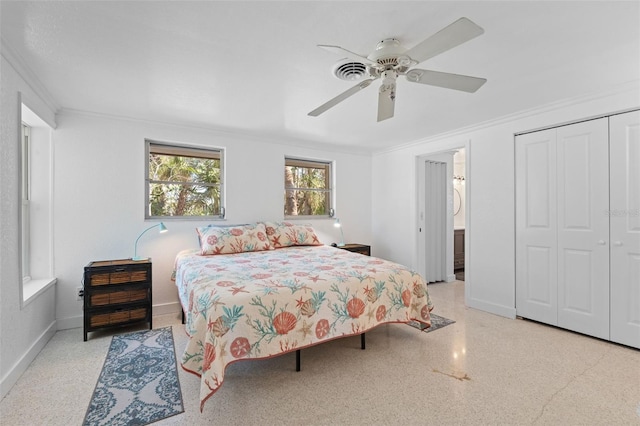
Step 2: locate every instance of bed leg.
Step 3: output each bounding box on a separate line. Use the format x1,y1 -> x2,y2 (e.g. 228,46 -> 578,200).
361,333 -> 366,350
296,350 -> 301,372
181,309 -> 185,325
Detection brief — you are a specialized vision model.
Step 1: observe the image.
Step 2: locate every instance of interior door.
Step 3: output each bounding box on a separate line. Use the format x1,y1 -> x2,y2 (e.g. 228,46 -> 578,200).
515,128 -> 558,325
609,110 -> 640,348
556,119 -> 610,339
424,160 -> 447,283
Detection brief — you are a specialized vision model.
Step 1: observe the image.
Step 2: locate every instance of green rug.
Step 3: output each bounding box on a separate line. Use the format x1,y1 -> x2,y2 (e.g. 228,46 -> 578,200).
408,313 -> 455,332
83,327 -> 184,426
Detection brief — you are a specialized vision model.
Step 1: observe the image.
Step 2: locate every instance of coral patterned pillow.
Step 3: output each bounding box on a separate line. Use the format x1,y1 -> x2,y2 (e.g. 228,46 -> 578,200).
197,223 -> 273,255
261,221 -> 322,248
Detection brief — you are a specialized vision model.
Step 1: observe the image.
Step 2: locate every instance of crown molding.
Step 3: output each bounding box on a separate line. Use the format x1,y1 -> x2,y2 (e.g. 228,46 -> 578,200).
57,107 -> 373,157
374,79 -> 640,156
1,37 -> 60,114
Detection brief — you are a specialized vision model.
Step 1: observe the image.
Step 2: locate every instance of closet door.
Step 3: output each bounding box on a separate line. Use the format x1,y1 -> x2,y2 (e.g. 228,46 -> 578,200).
516,129 -> 558,325
610,110 -> 640,348
556,119 -> 610,339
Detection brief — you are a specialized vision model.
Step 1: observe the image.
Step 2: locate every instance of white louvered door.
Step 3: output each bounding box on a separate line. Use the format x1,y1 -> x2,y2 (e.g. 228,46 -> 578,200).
424,160 -> 447,283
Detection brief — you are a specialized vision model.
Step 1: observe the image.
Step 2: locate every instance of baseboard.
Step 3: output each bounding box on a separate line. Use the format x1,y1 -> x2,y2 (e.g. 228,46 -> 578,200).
1,302 -> 184,400
56,314 -> 82,331
467,298 -> 517,319
153,301 -> 182,316
446,274 -> 456,283
0,320 -> 57,400
56,301 -> 182,332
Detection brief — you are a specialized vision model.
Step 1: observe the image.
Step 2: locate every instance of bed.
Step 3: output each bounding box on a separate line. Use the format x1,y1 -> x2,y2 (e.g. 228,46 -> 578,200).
172,222 -> 433,410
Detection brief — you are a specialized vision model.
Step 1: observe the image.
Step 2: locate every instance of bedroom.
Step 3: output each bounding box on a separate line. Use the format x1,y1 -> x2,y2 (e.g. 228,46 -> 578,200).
1,1 -> 639,424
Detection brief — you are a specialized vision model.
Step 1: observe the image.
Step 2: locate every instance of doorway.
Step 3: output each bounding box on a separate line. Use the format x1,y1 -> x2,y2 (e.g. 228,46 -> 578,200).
416,145 -> 469,289
417,150 -> 454,283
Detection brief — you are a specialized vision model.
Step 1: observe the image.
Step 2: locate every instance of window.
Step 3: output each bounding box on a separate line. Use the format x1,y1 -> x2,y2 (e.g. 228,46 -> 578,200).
284,157 -> 333,217
146,141 -> 224,219
20,102 -> 56,304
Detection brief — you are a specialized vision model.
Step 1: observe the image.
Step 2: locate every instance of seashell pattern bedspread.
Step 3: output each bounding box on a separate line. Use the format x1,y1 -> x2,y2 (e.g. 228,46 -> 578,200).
172,245 -> 433,410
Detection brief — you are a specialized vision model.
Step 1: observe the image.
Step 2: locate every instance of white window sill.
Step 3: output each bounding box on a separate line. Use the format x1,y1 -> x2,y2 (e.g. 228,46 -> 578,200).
23,277 -> 57,307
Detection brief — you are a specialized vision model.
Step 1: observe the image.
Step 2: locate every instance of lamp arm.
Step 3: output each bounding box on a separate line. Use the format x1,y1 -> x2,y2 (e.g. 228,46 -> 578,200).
134,224 -> 159,259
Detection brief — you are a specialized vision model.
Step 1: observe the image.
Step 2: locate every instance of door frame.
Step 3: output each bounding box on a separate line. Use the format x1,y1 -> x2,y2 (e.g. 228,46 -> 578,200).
415,140 -> 471,295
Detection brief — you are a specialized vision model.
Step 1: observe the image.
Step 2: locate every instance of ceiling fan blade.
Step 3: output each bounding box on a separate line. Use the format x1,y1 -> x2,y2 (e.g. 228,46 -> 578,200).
377,81 -> 396,122
308,78 -> 377,117
404,17 -> 484,64
405,69 -> 486,93
317,45 -> 380,67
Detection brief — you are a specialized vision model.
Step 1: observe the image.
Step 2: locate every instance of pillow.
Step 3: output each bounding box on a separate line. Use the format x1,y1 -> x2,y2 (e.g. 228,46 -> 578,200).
197,223 -> 272,255
196,223 -> 249,248
261,221 -> 322,248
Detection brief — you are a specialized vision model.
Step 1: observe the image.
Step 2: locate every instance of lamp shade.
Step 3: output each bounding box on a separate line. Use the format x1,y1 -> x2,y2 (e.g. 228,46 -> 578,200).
133,222 -> 168,261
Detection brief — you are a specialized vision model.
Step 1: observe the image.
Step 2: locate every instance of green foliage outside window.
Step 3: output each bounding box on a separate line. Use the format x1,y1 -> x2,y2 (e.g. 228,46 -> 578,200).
284,159 -> 331,216
147,144 -> 222,218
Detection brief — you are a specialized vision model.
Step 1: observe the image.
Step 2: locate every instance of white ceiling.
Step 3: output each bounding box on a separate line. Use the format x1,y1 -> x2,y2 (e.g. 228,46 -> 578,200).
2,1 -> 639,152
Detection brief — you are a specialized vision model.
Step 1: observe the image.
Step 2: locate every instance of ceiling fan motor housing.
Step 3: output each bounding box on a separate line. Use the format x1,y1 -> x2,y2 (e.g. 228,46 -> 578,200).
332,38 -> 413,81
367,38 -> 411,76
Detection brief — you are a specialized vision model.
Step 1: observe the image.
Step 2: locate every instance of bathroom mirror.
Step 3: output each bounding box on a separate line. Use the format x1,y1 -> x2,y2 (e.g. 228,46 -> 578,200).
454,188 -> 462,216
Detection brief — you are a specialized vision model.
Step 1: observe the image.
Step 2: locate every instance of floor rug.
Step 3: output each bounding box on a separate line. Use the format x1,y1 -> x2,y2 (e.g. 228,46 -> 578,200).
83,327 -> 184,426
408,314 -> 455,333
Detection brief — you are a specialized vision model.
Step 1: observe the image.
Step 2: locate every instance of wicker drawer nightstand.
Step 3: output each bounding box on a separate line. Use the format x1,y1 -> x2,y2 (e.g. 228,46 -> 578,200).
338,244 -> 371,256
83,259 -> 152,341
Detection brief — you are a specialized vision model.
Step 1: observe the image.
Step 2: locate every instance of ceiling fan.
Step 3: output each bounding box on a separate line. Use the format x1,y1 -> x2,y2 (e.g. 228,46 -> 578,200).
308,17 -> 487,122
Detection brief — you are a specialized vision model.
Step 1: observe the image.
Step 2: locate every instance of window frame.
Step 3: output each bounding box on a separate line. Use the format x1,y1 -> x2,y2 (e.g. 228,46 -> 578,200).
19,100 -> 57,307
145,140 -> 225,220
284,156 -> 334,219
21,123 -> 31,282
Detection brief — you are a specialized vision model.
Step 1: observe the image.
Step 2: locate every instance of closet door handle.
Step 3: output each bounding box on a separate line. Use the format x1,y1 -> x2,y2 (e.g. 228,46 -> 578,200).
597,240 -> 606,245
613,241 -> 623,247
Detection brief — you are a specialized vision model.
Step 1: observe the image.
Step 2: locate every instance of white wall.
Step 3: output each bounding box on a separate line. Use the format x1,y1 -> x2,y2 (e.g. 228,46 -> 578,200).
0,54 -> 58,398
372,83 -> 640,318
53,111 -> 373,328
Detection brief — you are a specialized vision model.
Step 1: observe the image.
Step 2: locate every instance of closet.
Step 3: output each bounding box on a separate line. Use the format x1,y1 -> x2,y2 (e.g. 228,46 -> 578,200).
515,110 -> 639,349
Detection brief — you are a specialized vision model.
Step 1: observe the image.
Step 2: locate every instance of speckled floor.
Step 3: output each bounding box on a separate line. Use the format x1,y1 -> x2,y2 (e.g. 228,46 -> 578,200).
1,281 -> 638,425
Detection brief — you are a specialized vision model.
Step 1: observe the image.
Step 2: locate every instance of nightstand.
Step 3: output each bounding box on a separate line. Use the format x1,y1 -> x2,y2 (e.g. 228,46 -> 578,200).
338,243 -> 371,256
83,259 -> 153,341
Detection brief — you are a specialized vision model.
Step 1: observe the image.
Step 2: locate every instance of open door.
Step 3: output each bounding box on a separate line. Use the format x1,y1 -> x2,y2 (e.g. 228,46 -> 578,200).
417,151 -> 456,283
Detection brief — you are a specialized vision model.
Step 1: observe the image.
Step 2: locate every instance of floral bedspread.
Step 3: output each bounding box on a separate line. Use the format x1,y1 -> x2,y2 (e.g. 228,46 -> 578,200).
172,245 -> 433,410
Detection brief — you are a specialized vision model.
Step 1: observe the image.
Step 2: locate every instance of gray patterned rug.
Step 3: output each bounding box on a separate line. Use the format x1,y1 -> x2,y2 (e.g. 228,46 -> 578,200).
408,313 -> 455,332
83,327 -> 183,426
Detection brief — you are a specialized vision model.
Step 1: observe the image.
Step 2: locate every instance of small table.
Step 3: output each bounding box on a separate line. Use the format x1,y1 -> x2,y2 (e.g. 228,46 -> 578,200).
83,258 -> 153,341
338,243 -> 371,256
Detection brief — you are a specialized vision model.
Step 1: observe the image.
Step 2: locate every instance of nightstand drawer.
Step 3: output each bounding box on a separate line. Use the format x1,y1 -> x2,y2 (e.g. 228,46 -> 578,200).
89,287 -> 149,307
86,264 -> 150,287
88,306 -> 149,328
